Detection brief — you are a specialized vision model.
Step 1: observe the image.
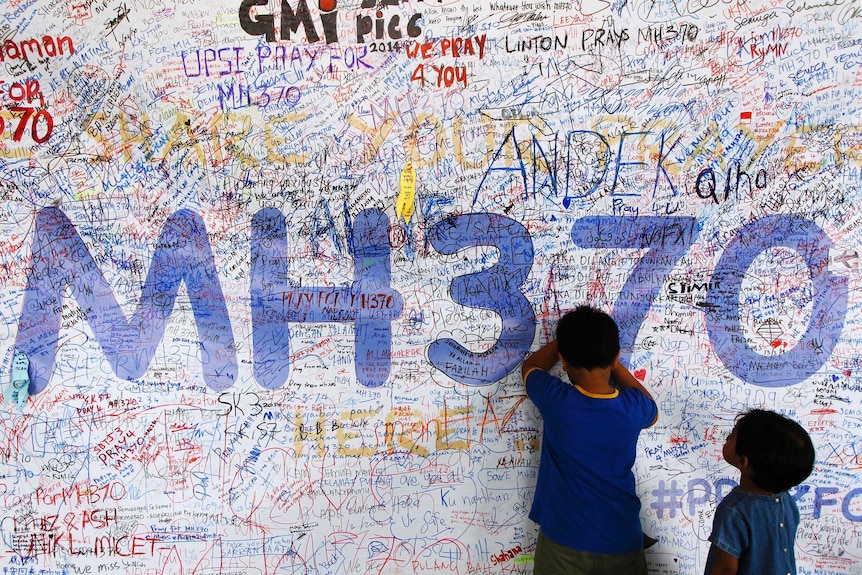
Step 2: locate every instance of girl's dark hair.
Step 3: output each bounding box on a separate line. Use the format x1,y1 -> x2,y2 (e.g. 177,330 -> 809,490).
735,409 -> 815,493
556,305 -> 620,370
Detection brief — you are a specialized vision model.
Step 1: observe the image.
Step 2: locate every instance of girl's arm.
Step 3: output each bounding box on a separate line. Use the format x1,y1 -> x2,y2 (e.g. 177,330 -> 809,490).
707,547 -> 739,575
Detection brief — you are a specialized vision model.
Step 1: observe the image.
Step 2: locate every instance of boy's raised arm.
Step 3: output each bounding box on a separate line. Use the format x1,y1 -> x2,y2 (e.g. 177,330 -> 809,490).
611,359 -> 658,426
521,340 -> 559,389
610,359 -> 654,401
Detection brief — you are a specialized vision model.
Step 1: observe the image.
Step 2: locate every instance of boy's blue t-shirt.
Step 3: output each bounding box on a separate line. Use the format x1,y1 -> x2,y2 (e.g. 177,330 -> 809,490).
704,489 -> 800,575
525,368 -> 657,554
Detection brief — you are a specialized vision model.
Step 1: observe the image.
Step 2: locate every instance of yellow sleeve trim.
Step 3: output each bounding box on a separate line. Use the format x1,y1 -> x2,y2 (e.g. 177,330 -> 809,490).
522,366 -> 542,385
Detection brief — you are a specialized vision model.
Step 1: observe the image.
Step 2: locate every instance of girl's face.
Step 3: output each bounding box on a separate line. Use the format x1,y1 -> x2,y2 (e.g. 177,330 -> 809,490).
722,425 -> 743,469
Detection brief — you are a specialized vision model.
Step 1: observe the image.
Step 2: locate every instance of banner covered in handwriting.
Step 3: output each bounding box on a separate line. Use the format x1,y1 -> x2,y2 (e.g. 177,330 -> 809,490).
2,0 -> 862,573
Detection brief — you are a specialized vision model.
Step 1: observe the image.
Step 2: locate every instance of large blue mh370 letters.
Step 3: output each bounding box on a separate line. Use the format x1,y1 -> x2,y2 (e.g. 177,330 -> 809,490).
17,207 -> 840,393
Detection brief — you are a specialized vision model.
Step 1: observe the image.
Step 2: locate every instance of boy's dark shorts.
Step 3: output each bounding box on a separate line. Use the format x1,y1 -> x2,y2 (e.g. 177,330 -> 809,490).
534,530 -> 648,575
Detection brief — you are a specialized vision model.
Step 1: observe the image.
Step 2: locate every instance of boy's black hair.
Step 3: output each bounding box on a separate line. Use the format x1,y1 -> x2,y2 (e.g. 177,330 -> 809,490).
735,409 -> 815,493
556,305 -> 620,370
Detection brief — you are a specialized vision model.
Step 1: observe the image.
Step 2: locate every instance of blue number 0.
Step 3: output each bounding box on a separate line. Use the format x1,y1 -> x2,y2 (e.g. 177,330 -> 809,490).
705,215 -> 848,387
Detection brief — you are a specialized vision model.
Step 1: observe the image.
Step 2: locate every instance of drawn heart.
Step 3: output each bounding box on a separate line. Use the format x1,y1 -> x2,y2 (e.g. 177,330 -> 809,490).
634,369 -> 646,381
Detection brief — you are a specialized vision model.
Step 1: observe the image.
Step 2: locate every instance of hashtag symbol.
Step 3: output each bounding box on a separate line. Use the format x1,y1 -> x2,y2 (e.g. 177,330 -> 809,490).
651,480 -> 684,518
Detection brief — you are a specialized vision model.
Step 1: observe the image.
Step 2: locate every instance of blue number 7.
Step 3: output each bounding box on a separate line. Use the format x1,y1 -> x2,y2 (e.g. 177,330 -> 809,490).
571,216 -> 701,368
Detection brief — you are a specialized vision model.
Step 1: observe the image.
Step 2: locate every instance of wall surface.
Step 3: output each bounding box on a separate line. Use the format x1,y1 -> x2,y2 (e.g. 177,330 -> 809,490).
1,0 -> 862,573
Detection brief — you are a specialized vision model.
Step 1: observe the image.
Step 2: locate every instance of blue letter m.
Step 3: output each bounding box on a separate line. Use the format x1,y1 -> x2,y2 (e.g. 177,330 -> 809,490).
14,207 -> 237,394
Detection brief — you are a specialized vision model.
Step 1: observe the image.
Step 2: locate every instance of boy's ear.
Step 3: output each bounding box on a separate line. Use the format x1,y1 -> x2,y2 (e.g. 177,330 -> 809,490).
738,454 -> 750,470
558,352 -> 569,371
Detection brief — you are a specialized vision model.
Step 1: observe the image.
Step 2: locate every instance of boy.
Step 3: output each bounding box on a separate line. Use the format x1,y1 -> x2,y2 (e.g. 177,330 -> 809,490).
522,305 -> 658,575
705,409 -> 815,575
